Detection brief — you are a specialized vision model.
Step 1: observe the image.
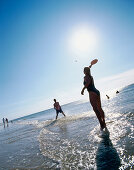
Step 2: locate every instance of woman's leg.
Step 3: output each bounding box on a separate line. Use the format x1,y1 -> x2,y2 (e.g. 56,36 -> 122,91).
89,92 -> 104,129
97,96 -> 106,127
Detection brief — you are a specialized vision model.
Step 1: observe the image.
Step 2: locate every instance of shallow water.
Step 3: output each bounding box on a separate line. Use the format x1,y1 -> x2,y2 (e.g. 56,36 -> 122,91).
0,84 -> 134,169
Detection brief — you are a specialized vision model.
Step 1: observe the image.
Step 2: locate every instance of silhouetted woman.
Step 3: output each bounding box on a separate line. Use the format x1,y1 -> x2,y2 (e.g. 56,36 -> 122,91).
81,66 -> 106,130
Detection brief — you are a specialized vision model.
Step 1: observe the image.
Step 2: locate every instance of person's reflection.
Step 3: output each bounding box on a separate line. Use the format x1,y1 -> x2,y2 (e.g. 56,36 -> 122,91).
96,128 -> 121,170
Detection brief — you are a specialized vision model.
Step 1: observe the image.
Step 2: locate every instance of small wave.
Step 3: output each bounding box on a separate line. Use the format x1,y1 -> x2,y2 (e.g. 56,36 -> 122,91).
15,119 -> 54,128
16,111 -> 92,128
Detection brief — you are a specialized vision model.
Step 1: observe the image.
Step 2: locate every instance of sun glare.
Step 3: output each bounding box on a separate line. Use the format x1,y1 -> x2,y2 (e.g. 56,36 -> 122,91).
69,27 -> 98,54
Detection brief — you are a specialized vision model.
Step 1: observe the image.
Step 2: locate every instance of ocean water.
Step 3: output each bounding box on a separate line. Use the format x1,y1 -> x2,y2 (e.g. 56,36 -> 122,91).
0,84 -> 134,170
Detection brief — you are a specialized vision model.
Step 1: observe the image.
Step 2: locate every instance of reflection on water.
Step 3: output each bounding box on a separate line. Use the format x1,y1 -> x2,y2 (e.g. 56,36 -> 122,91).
96,128 -> 121,170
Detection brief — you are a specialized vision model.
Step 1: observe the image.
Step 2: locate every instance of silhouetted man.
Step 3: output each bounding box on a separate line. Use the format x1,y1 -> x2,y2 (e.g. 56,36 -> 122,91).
53,99 -> 66,119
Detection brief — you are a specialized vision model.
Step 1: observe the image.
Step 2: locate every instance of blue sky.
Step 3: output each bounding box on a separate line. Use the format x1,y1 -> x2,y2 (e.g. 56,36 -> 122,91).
0,0 -> 134,120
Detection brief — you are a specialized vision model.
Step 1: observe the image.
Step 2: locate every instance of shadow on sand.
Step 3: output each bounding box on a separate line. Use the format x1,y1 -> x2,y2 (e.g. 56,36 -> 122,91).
44,120 -> 57,128
96,128 -> 121,170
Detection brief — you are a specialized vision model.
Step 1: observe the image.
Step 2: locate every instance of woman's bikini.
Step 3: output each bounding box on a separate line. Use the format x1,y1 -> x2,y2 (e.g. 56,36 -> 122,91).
84,76 -> 100,96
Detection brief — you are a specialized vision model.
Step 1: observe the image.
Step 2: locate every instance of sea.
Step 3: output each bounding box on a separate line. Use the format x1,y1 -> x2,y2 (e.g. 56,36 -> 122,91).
0,84 -> 134,170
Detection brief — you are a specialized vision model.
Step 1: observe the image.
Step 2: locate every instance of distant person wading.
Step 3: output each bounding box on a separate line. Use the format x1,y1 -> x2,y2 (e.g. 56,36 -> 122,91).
81,60 -> 106,130
53,99 -> 66,119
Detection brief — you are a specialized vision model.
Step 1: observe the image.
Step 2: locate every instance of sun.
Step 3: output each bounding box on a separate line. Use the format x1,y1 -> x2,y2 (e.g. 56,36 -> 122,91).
69,27 -> 98,54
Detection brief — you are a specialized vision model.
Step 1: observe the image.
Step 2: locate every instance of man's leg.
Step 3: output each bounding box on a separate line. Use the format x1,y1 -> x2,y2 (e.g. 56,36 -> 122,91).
62,111 -> 66,117
56,111 -> 59,119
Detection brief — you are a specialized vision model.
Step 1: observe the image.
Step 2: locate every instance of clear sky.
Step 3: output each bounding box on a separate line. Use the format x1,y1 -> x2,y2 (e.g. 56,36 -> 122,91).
0,0 -> 134,120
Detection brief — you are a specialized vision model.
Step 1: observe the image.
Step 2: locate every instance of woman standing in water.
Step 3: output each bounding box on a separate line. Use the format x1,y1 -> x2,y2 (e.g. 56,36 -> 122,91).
81,60 -> 106,130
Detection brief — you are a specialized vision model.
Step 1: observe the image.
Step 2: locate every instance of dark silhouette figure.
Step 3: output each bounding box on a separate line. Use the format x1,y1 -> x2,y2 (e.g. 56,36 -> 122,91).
96,128 -> 121,170
53,99 -> 66,119
106,95 -> 110,99
2,118 -> 5,128
116,91 -> 119,94
81,67 -> 106,130
5,118 -> 8,127
2,118 -> 5,124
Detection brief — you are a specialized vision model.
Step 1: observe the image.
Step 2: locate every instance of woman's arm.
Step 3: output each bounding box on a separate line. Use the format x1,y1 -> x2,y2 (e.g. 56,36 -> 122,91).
84,76 -> 91,88
81,76 -> 91,95
89,64 -> 92,68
